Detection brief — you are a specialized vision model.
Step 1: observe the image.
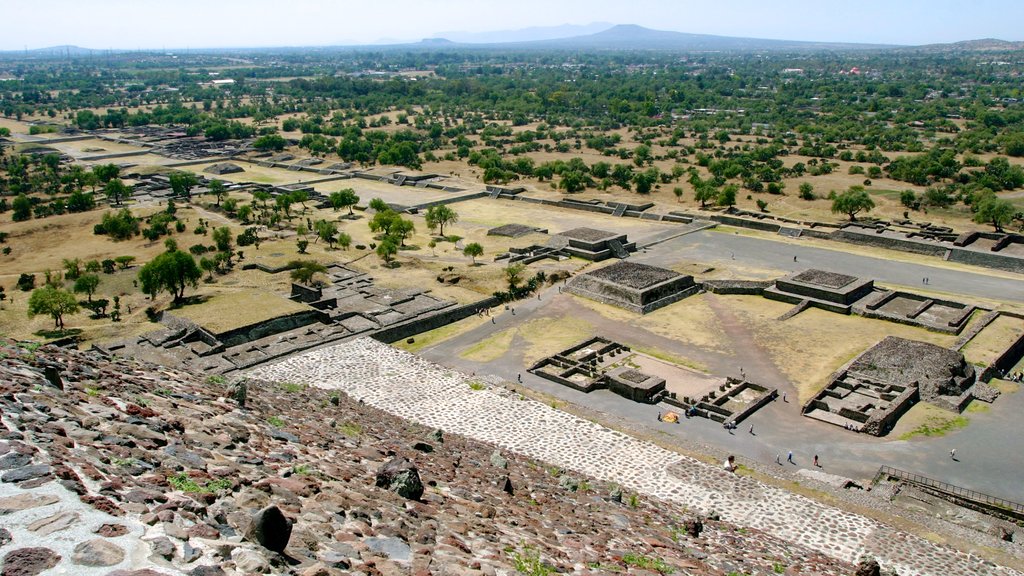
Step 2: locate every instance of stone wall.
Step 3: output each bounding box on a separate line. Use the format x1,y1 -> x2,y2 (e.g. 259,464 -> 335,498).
831,229 -> 949,256
701,280 -> 771,295
372,297 -> 500,344
218,310 -> 328,348
946,248 -> 1024,274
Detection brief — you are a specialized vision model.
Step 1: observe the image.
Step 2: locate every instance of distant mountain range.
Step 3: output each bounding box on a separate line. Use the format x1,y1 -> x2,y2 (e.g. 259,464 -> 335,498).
432,22 -> 615,44
4,25 -> 1022,57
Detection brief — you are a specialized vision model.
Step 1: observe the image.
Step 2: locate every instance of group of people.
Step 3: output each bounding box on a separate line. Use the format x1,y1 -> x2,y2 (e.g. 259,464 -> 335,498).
1004,371 -> 1024,382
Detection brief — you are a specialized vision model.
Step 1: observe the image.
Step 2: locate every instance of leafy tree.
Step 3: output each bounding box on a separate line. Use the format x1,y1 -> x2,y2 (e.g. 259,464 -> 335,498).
463,242 -> 483,264
633,144 -> 653,167
114,255 -> 136,270
376,239 -> 398,265
16,273 -> 36,292
73,274 -> 100,302
28,285 -> 79,330
314,219 -> 338,248
200,257 -> 216,281
296,238 -> 309,253
831,186 -> 875,221
798,182 -> 815,201
425,205 -> 459,236
716,184 -> 738,207
212,226 -> 233,254
253,134 -> 287,151
102,259 -> 116,274
168,172 -> 198,199
329,188 -> 360,214
92,163 -> 120,183
63,258 -> 82,280
337,232 -> 352,250
12,194 -> 32,221
673,187 -> 684,202
208,179 -> 226,206
288,260 -> 327,284
369,197 -> 389,212
104,179 -> 130,206
972,191 -> 1015,232
137,250 -> 202,303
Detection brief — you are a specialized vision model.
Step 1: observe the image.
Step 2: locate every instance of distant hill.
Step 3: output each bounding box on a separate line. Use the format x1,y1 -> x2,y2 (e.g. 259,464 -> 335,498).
434,22 -> 614,44
510,24 -> 898,51
904,38 -> 1024,52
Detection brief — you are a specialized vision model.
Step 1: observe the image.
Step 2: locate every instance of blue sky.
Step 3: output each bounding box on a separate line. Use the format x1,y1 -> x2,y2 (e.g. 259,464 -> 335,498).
4,0 -> 1022,50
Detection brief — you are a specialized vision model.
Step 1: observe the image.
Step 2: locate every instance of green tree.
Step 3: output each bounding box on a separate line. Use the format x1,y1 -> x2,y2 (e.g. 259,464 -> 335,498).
62,258 -> 82,280
716,185 -> 737,207
137,250 -> 202,303
425,205 -> 459,236
208,179 -> 226,207
168,172 -> 198,199
200,257 -> 216,281
28,285 -> 79,330
798,182 -> 815,201
633,144 -> 653,167
831,186 -> 875,221
369,197 -> 389,212
212,226 -> 233,254
376,238 -> 398,265
296,238 -> 309,254
12,194 -> 32,222
92,163 -> 120,183
463,242 -> 484,264
314,219 -> 339,248
289,260 -> 327,284
253,134 -> 287,151
104,179 -> 130,206
73,273 -> 100,302
329,188 -> 360,214
973,191 -> 1015,232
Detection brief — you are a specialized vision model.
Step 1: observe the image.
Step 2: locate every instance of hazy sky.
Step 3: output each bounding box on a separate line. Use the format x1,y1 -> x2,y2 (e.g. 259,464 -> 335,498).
4,0 -> 1022,50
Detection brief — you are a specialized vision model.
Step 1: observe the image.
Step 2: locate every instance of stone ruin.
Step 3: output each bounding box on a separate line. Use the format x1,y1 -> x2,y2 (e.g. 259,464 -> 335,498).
203,162 -> 245,175
528,337 -> 666,403
565,261 -> 699,314
766,269 -> 875,313
97,264 -> 460,374
803,336 -> 986,436
663,377 -> 778,425
554,227 -> 636,261
487,223 -> 547,238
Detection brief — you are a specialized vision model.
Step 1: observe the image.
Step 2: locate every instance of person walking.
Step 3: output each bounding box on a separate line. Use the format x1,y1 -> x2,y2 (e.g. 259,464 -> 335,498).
813,455 -> 819,467
951,448 -> 957,460
775,453 -> 781,465
787,451 -> 794,464
749,424 -> 754,435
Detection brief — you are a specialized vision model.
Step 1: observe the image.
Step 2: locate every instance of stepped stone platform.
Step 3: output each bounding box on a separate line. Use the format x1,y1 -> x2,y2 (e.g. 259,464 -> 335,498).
553,227 -> 637,261
804,336 -> 981,435
565,261 -> 699,314
766,269 -> 874,313
528,337 -> 666,403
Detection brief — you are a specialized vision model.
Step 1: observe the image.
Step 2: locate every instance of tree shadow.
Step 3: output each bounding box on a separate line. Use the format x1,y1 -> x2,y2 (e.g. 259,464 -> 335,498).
33,328 -> 83,340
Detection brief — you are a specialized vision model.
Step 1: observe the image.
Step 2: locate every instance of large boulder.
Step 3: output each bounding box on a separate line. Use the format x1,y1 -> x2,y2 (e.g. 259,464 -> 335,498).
375,457 -> 423,500
854,556 -> 881,576
243,505 -> 293,553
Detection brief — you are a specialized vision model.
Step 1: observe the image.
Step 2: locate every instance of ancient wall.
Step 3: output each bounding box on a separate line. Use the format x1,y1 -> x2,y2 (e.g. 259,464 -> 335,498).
372,297 -> 500,344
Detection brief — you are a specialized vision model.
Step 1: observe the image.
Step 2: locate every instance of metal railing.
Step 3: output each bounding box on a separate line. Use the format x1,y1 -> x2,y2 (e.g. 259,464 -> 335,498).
876,465 -> 1024,517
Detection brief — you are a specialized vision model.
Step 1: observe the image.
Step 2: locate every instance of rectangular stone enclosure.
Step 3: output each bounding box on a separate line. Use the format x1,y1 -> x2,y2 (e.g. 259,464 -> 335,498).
771,269 -> 875,306
565,261 -> 699,314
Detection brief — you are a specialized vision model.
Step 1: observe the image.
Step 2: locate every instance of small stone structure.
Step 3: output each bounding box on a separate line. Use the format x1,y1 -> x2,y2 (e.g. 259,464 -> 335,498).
529,337 -> 666,403
565,261 -> 699,314
203,162 -> 244,175
766,269 -> 875,313
553,227 -> 636,261
487,223 -> 547,238
860,291 -> 975,334
663,377 -> 777,425
804,336 -> 981,435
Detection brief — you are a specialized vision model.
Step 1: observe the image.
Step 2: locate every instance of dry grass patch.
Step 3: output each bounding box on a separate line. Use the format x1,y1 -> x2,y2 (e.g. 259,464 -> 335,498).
891,403 -> 969,440
173,289 -> 310,334
722,296 -> 957,403
394,313 -> 492,354
459,328 -> 516,362
574,293 -> 729,353
962,315 -> 1024,367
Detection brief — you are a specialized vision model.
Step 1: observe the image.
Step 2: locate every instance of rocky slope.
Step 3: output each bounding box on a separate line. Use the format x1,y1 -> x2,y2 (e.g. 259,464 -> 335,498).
1,339 -> 871,575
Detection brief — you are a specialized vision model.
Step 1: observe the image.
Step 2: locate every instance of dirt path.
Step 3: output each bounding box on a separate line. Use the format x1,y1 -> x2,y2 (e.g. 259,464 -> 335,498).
703,292 -> 791,392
